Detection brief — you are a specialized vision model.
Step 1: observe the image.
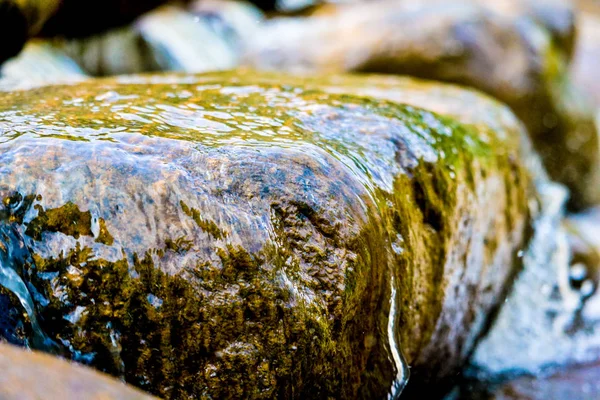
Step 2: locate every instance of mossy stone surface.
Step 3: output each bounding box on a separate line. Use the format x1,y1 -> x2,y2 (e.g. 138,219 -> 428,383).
245,0 -> 599,209
0,71 -> 534,398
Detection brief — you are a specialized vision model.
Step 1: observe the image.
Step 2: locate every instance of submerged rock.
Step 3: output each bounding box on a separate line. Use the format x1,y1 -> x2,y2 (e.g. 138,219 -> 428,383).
0,342 -> 155,399
466,171 -> 600,396
459,362 -> 600,400
466,182 -> 572,378
0,71 -> 534,398
243,0 -> 600,209
488,365 -> 600,400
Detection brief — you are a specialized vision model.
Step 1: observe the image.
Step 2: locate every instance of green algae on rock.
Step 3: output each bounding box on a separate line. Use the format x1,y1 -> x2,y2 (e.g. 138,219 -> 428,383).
0,342 -> 155,400
0,71 -> 534,398
243,0 -> 600,209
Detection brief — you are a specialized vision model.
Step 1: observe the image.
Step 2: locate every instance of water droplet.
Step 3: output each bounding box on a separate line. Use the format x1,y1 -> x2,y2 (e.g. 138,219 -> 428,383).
569,263 -> 588,282
2,192 -> 22,211
64,305 -> 86,324
147,293 -> 164,308
391,234 -> 404,255
580,280 -> 595,297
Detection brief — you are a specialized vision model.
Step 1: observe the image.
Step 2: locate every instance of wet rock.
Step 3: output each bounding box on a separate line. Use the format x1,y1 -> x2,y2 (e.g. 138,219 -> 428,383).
467,183 -> 600,391
28,5 -> 239,77
276,72 -> 555,396
0,342 -> 155,399
189,0 -> 265,41
0,41 -> 87,83
243,0 -> 600,209
51,26 -> 158,77
250,73 -> 538,143
458,362 -> 600,400
0,71 -> 534,398
135,5 -> 238,73
29,4 -> 244,77
466,183 -> 572,378
1,1 -> 252,77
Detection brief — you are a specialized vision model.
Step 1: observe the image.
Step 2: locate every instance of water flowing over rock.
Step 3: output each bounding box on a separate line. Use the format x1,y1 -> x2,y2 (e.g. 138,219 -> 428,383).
468,200 -> 600,361
1,4 -> 241,79
0,71 -> 535,398
243,0 -> 600,210
3,1 -> 594,212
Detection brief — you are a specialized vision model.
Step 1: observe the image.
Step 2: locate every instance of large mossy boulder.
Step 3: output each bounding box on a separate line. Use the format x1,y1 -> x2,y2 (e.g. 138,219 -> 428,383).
0,71 -> 534,398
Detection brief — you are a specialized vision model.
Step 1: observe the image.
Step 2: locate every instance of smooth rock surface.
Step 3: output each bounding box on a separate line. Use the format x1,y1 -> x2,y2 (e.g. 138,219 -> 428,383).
0,342 -> 155,400
0,71 -> 534,398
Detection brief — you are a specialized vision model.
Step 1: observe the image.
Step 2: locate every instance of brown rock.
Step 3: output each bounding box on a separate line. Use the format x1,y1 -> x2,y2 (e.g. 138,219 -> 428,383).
0,71 -> 536,398
0,342 -> 155,400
